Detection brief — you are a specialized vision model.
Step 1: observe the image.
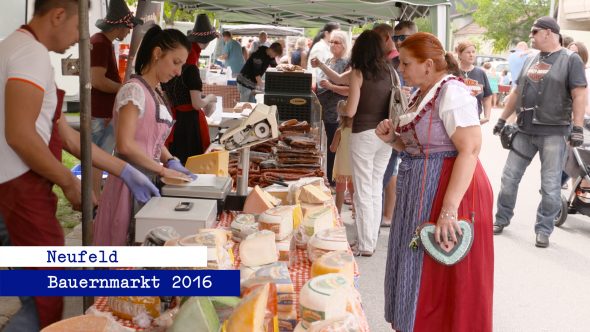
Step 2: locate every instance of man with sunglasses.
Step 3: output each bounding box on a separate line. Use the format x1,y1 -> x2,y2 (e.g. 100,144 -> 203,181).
493,16 -> 587,248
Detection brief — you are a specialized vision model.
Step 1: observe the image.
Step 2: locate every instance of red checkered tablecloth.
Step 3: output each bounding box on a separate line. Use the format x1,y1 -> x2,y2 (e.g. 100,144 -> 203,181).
202,84 -> 240,108
94,209 -> 370,331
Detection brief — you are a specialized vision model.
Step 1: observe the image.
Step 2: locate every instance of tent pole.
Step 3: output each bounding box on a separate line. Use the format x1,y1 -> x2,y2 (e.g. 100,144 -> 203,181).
79,0 -> 94,312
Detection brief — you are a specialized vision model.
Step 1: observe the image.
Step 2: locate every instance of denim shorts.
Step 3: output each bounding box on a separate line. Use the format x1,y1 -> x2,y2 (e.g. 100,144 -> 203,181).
91,117 -> 115,153
383,149 -> 400,187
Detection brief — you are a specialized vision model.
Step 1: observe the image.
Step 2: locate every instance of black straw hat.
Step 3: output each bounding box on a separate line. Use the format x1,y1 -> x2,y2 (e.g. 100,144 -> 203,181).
187,14 -> 219,44
95,0 -> 143,31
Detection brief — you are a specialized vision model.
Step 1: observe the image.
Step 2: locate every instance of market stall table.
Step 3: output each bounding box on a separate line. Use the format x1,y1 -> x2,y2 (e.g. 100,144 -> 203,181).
93,209 -> 370,331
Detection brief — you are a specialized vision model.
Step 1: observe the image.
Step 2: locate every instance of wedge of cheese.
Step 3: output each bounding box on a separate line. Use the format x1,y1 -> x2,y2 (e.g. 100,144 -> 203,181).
311,251 -> 355,286
225,283 -> 270,332
263,184 -> 291,204
41,315 -> 121,332
244,185 -> 281,214
169,297 -> 220,332
185,150 -> 229,176
299,184 -> 332,204
303,207 -> 334,237
239,230 -> 278,267
258,205 -> 294,241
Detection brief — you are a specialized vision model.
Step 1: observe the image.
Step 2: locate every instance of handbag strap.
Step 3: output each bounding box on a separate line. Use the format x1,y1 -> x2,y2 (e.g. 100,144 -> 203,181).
416,91 -> 477,225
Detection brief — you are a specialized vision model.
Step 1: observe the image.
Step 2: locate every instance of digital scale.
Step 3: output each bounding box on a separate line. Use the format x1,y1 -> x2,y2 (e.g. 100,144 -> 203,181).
161,174 -> 233,212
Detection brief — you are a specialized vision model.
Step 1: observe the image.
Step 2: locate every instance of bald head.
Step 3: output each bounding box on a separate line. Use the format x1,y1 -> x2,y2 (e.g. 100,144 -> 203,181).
516,41 -> 528,51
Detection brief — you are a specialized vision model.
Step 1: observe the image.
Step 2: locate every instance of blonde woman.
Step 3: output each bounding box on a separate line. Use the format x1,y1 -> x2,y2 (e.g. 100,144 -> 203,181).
290,37 -> 308,69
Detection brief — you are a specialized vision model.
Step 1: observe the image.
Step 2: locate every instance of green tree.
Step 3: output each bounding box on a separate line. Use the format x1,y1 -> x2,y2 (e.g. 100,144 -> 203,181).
125,0 -> 202,25
461,0 -> 550,53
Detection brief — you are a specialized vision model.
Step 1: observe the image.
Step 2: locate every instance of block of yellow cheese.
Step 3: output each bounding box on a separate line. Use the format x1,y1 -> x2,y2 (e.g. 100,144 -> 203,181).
225,283 -> 270,332
243,186 -> 281,214
185,150 -> 229,176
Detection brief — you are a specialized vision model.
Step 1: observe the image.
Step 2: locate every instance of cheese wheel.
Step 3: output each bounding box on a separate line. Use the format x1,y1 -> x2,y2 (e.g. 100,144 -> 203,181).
299,274 -> 350,329
311,251 -> 355,286
231,214 -> 258,242
258,205 -> 294,241
307,227 -> 349,263
41,315 -> 116,332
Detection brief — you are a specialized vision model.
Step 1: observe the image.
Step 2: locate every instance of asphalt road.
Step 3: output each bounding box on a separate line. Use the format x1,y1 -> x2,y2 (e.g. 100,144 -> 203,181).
353,109 -> 590,332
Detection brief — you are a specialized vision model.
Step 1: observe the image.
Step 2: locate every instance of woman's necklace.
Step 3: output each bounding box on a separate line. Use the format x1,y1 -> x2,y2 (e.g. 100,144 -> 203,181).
459,64 -> 475,79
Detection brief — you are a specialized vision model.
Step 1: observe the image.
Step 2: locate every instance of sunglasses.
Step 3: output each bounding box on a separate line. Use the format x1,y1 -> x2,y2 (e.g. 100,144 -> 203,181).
392,35 -> 409,42
531,29 -> 542,36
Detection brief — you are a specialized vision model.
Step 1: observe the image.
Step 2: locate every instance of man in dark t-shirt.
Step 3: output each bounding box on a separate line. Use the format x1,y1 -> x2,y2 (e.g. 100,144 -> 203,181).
91,0 -> 142,198
236,43 -> 282,102
493,16 -> 587,248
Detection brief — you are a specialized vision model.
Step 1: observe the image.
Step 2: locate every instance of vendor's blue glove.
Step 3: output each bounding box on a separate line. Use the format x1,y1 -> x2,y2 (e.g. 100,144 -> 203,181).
120,164 -> 160,203
165,159 -> 197,180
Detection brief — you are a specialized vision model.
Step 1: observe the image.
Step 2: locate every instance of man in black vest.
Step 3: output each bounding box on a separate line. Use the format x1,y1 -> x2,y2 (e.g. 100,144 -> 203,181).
492,16 -> 587,248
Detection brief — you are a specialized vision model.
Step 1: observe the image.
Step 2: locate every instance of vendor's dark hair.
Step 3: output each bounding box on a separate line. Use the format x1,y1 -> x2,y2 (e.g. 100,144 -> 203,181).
269,42 -> 283,56
349,30 -> 387,80
135,25 -> 191,75
310,22 -> 340,51
34,0 -> 83,16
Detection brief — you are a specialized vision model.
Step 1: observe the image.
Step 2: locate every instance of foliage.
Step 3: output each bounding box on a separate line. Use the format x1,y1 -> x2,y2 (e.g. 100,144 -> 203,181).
55,151 -> 81,234
125,0 -> 207,25
460,0 -> 550,53
414,17 -> 432,34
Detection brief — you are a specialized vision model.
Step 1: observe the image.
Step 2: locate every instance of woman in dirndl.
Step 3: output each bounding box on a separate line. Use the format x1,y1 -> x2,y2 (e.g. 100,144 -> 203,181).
161,14 -> 218,164
375,32 -> 494,332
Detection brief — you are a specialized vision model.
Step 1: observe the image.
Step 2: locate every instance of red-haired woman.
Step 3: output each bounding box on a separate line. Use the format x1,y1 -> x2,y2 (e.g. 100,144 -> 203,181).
376,32 -> 493,332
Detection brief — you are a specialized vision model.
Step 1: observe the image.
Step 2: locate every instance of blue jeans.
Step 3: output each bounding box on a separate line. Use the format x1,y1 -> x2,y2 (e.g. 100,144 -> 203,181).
237,83 -> 256,103
91,117 -> 115,153
495,132 -> 567,236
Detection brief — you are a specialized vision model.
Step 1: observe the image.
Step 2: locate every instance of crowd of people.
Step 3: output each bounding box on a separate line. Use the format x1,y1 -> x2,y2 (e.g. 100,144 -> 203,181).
0,0 -> 588,330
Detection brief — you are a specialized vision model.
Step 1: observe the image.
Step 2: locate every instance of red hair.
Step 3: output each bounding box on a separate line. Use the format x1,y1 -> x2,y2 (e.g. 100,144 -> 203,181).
399,32 -> 458,75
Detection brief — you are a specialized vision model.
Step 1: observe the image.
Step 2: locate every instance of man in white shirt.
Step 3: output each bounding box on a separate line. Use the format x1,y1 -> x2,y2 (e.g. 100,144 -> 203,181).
0,1 -> 158,329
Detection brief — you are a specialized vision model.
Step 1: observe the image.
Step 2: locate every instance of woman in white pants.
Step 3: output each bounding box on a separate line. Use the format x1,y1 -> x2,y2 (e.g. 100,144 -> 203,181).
339,30 -> 402,256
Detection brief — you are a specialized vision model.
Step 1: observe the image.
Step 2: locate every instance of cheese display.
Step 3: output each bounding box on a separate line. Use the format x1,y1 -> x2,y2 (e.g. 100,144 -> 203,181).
287,177 -> 326,204
225,283 -> 271,332
252,262 -> 298,325
311,251 -> 355,286
299,184 -> 332,204
258,205 -> 295,241
240,282 -> 279,332
307,313 -> 361,332
177,232 -> 233,269
107,296 -> 160,320
230,214 -> 258,242
40,315 -> 125,332
307,227 -> 350,263
169,297 -> 220,332
264,184 -> 291,204
239,230 -> 279,267
243,185 -> 281,214
303,207 -> 334,237
185,150 -> 230,176
299,274 -> 350,329
276,236 -> 291,261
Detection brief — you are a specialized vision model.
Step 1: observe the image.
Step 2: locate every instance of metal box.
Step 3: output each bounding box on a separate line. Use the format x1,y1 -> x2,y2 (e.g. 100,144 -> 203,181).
134,197 -> 217,243
265,69 -> 312,94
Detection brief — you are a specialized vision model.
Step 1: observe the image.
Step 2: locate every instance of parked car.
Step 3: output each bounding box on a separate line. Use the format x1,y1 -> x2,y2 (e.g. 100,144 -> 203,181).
475,55 -> 506,67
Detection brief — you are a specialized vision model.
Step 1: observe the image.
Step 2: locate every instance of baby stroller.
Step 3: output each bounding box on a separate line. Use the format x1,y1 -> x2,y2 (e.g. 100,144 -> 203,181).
557,145 -> 590,226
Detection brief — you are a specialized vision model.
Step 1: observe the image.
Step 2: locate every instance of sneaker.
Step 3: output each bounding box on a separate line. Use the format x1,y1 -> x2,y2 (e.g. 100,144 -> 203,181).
360,249 -> 375,257
493,223 -> 506,235
535,233 -> 549,248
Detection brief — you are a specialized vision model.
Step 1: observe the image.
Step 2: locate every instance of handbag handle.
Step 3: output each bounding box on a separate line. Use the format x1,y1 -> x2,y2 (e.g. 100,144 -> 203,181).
388,65 -> 407,130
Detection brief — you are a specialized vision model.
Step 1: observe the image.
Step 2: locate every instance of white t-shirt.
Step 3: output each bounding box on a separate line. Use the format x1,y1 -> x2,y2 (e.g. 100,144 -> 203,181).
0,28 -> 57,183
308,39 -> 332,78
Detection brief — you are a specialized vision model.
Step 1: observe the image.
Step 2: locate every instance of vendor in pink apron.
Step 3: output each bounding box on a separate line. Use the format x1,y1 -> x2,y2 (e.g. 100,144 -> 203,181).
0,3 -> 158,329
